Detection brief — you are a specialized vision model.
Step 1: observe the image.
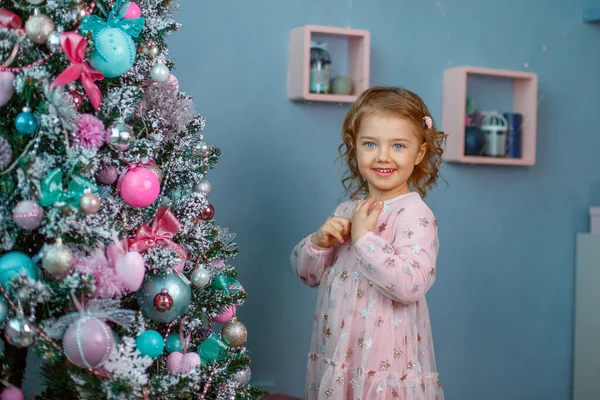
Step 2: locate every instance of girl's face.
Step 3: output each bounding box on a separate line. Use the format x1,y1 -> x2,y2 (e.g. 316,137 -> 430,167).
355,112 -> 427,201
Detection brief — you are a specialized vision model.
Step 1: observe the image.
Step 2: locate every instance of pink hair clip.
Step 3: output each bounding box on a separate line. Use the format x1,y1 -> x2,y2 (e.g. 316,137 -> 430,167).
423,116 -> 433,129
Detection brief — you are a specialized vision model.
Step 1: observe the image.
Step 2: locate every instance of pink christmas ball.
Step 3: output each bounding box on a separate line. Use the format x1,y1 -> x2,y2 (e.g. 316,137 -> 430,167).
63,317 -> 114,369
1,387 -> 23,400
121,2 -> 141,19
119,167 -> 160,208
0,71 -> 16,108
12,200 -> 44,231
211,305 -> 236,324
97,165 -> 118,185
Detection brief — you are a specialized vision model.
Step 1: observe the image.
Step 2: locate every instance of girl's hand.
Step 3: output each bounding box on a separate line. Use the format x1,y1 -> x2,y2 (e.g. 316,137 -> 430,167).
311,216 -> 352,248
351,197 -> 384,242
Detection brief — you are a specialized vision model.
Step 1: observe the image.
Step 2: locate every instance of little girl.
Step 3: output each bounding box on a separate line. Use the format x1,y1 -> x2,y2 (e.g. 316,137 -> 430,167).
291,86 -> 446,400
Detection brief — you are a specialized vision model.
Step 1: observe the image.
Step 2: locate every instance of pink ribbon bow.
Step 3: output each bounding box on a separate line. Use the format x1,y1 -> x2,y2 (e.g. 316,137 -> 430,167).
53,32 -> 104,111
128,206 -> 188,274
0,8 -> 24,68
0,8 -> 22,30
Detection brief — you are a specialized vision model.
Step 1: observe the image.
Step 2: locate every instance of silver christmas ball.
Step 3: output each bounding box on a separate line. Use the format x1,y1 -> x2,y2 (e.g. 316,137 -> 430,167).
0,135 -> 12,171
42,239 -> 74,275
4,315 -> 36,348
136,273 -> 191,323
221,318 -> 247,348
106,123 -> 133,151
191,266 -> 211,288
232,366 -> 252,385
25,9 -> 55,45
194,141 -> 211,158
150,63 -> 170,82
193,180 -> 211,195
27,0 -> 45,4
46,30 -> 61,52
80,193 -> 101,215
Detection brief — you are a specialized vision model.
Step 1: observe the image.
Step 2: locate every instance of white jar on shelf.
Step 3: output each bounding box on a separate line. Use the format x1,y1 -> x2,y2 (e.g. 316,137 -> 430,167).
480,111 -> 508,157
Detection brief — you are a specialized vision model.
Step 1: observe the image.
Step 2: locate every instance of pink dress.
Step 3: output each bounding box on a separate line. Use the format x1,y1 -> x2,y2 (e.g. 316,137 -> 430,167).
291,192 -> 444,400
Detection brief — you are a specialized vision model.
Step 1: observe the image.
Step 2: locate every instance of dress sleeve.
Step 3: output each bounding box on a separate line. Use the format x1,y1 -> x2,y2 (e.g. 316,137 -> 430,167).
353,202 -> 439,303
290,234 -> 336,288
290,203 -> 348,288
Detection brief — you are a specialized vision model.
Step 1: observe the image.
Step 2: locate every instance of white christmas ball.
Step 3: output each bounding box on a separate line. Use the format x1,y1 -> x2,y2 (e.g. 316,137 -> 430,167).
191,266 -> 211,288
150,63 -> 170,82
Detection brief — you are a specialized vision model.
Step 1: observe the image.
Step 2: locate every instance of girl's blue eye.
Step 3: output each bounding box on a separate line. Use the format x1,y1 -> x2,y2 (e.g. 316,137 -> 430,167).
365,142 -> 375,148
393,143 -> 404,150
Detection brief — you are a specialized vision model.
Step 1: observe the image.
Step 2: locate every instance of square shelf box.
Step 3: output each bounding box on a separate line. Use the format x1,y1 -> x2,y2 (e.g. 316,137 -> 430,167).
441,66 -> 538,166
288,25 -> 370,103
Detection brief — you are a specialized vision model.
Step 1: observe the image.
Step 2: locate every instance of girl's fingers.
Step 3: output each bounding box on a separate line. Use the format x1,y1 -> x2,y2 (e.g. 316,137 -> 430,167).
324,226 -> 344,243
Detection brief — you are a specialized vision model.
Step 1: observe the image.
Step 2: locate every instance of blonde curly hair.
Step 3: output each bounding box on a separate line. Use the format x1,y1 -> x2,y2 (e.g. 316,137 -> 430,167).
338,86 -> 446,199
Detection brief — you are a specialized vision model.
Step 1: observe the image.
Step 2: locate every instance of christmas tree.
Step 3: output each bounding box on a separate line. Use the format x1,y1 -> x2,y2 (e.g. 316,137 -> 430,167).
0,0 -> 261,398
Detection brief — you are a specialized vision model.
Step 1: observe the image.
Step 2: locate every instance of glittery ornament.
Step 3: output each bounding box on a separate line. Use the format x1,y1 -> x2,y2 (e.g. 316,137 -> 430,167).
46,30 -> 61,52
138,40 -> 158,58
194,141 -> 211,158
12,200 -> 44,231
106,123 -> 133,151
42,238 -> 74,275
221,318 -> 247,347
25,9 -> 55,45
199,203 -> 215,221
4,313 -> 36,348
136,274 -> 191,323
145,164 -> 163,183
193,180 -> 211,195
0,136 -> 12,170
150,62 -> 170,82
69,89 -> 83,109
96,164 -> 118,184
153,288 -> 174,312
63,317 -> 113,369
0,71 -> 16,107
232,366 -> 252,385
15,107 -> 38,135
191,266 -> 211,287
80,192 -> 101,215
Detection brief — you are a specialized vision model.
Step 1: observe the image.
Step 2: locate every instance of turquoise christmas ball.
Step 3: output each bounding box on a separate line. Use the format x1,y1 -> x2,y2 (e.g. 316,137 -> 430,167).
165,333 -> 183,353
0,252 -> 37,287
89,27 -> 136,78
135,329 -> 164,359
136,273 -> 191,323
15,109 -> 38,135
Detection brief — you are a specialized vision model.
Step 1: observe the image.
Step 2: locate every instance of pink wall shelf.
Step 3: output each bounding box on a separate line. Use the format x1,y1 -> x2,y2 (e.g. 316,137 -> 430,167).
288,25 -> 370,103
442,66 -> 538,166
